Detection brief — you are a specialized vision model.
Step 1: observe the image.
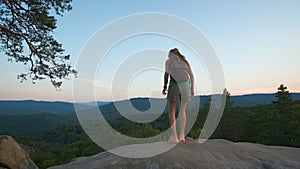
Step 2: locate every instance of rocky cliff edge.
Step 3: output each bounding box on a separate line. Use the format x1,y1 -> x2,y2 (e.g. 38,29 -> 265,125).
48,139 -> 300,169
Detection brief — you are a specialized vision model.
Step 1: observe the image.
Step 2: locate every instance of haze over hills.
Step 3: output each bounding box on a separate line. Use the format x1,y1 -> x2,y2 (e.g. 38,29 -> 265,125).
0,100 -> 110,115
0,93 -> 299,135
0,93 -> 299,116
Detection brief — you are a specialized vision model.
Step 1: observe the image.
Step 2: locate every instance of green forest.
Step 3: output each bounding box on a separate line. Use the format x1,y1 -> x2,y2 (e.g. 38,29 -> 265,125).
4,84 -> 300,169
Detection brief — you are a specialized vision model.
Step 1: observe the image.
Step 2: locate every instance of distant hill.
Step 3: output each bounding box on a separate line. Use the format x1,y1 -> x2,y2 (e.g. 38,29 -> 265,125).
0,93 -> 299,116
199,93 -> 300,107
99,97 -> 168,120
1,93 -> 299,137
0,100 -> 110,115
95,93 -> 300,120
0,113 -> 77,134
231,93 -> 300,107
0,100 -> 75,115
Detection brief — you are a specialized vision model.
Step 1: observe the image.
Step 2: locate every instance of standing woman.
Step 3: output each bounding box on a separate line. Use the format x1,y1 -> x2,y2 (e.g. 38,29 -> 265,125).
162,48 -> 194,143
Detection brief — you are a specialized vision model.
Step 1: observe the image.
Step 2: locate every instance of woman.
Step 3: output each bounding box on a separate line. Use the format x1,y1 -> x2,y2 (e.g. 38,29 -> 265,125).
162,48 -> 194,143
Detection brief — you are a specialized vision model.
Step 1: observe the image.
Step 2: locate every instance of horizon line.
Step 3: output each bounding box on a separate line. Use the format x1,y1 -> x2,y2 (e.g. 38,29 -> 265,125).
1,91 -> 300,103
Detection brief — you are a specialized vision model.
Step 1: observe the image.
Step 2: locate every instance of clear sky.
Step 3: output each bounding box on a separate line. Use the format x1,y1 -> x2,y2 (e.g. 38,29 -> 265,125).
0,0 -> 299,102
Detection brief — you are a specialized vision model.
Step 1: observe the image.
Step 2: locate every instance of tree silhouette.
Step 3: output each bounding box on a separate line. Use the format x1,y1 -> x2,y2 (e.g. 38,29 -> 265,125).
0,0 -> 77,89
223,88 -> 233,108
273,84 -> 292,113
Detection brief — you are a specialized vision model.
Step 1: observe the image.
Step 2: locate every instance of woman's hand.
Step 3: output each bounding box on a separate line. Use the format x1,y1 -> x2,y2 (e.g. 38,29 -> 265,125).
162,88 -> 167,95
190,89 -> 194,99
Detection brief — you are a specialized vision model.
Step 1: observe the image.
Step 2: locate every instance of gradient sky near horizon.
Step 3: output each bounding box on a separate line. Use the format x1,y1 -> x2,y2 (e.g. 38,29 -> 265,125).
0,0 -> 299,102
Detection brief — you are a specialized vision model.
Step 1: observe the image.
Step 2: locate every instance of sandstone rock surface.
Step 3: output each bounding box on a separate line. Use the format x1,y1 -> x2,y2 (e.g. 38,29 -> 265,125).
48,139 -> 300,169
0,135 -> 38,169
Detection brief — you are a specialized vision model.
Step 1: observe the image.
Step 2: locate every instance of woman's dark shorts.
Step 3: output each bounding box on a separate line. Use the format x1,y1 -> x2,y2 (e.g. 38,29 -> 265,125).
167,85 -> 191,102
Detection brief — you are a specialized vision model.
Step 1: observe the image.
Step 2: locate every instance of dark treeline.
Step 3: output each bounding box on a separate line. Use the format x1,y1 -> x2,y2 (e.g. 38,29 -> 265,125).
193,85 -> 300,147
5,84 -> 300,169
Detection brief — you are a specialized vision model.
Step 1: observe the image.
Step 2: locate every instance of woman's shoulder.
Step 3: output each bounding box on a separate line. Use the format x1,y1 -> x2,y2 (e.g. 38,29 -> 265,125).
165,58 -> 170,64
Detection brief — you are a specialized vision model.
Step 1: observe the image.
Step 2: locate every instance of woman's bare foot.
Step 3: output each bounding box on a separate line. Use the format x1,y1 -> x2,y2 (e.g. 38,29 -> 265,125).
179,134 -> 185,142
168,135 -> 179,143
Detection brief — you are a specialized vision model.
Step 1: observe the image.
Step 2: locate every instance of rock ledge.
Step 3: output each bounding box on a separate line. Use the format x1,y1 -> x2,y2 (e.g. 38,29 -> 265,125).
0,135 -> 38,169
48,139 -> 300,169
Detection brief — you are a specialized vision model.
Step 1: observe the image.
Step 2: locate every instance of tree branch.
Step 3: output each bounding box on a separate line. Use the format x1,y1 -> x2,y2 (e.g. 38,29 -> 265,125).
0,25 -> 45,70
1,0 -> 76,88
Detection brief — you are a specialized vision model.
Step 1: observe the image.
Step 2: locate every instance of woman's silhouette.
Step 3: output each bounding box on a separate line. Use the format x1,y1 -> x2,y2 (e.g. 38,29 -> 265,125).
162,48 -> 194,143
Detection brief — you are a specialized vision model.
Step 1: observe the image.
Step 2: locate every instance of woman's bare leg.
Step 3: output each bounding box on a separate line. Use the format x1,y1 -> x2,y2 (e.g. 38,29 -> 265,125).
168,101 -> 178,142
179,101 -> 188,141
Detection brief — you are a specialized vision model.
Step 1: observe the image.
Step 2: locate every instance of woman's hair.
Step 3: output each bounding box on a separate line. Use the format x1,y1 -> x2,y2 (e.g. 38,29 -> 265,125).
169,48 -> 190,68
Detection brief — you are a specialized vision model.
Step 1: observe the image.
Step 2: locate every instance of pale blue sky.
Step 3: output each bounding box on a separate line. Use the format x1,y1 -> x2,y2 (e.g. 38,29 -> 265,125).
0,0 -> 299,102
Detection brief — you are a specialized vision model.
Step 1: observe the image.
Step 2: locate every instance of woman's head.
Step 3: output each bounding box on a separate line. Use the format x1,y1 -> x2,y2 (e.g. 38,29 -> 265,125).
169,48 -> 186,60
168,48 -> 190,67
169,48 -> 180,56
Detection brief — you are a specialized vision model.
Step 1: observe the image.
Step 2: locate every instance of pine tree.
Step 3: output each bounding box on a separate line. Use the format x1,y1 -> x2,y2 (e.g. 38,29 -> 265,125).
273,84 -> 292,113
223,88 -> 233,108
0,0 -> 77,88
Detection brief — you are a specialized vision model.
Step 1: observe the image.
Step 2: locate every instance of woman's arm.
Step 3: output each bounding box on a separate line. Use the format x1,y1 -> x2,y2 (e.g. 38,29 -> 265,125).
162,59 -> 170,95
188,66 -> 195,97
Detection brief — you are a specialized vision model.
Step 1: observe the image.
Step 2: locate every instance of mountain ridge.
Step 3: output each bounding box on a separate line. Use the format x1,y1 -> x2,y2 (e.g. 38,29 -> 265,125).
0,93 -> 299,116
